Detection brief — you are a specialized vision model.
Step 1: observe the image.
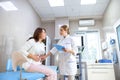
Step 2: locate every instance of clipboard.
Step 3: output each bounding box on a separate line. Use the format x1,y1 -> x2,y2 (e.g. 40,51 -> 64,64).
53,44 -> 65,51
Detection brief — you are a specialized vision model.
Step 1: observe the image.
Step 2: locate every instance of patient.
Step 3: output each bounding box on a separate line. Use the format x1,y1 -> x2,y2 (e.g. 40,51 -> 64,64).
19,28 -> 57,80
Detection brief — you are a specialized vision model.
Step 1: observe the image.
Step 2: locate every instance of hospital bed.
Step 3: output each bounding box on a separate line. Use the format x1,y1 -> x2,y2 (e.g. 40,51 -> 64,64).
0,59 -> 57,80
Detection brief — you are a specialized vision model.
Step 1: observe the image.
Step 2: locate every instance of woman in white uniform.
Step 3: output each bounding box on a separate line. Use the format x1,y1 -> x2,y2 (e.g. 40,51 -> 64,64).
19,28 -> 57,80
41,25 -> 77,80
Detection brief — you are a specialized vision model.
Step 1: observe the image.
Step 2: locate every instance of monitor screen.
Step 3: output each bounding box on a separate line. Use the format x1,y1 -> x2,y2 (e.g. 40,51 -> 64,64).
116,25 -> 120,50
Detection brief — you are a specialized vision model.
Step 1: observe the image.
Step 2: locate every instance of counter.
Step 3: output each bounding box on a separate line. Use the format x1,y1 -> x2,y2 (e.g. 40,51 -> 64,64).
87,63 -> 115,80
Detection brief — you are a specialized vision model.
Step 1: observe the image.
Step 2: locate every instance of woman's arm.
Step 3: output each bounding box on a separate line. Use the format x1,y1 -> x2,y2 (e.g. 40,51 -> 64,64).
20,39 -> 35,56
27,53 -> 40,62
40,52 -> 52,61
46,52 -> 52,57
63,48 -> 75,55
70,38 -> 78,55
40,44 -> 58,61
20,39 -> 41,61
63,38 -> 78,55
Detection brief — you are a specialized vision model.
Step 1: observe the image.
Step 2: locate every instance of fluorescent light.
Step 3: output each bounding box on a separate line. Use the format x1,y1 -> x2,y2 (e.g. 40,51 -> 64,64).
81,0 -> 96,5
0,1 -> 18,11
48,0 -> 64,7
78,27 -> 88,30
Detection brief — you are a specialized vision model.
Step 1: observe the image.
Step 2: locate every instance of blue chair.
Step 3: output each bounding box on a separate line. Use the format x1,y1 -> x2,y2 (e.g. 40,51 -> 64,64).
0,59 -> 57,80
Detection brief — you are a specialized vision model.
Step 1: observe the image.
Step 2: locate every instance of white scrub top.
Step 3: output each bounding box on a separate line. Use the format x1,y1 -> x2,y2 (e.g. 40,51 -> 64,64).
19,39 -> 45,70
50,35 -> 78,75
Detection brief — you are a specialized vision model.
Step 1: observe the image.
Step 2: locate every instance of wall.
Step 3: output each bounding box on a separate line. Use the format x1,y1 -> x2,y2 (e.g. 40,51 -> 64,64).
102,0 -> 120,80
69,19 -> 104,58
42,19 -> 103,41
102,0 -> 120,39
41,21 -> 55,41
103,0 -> 120,28
69,19 -> 104,41
0,0 -> 41,72
103,0 -> 120,39
41,21 -> 55,65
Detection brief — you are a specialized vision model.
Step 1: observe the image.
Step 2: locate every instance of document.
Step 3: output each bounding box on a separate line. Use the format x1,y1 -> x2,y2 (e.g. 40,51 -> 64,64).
54,44 -> 65,51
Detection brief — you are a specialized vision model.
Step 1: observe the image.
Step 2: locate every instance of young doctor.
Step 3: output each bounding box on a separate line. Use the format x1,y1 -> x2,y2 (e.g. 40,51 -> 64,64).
41,25 -> 77,80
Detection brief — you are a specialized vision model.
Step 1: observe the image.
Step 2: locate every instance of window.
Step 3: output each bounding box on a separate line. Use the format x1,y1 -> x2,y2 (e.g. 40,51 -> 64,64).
74,31 -> 101,63
116,25 -> 120,50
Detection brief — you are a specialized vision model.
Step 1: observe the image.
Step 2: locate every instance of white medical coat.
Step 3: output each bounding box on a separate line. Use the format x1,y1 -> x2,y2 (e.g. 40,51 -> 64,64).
50,35 -> 77,75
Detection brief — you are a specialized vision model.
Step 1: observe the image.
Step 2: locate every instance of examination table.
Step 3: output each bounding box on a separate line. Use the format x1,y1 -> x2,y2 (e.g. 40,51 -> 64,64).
0,59 -> 57,80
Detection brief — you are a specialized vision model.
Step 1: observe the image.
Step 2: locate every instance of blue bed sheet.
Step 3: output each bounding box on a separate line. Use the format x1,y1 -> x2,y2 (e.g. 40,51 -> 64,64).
0,66 -> 57,80
0,71 -> 45,80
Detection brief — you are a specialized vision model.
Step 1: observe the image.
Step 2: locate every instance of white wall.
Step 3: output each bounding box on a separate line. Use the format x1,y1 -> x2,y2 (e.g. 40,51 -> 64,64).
69,19 -> 104,58
41,21 -> 55,40
0,0 -> 41,72
42,19 -> 104,41
69,19 -> 104,41
41,21 -> 55,65
103,0 -> 120,80
102,0 -> 120,39
103,0 -> 120,27
103,0 -> 120,61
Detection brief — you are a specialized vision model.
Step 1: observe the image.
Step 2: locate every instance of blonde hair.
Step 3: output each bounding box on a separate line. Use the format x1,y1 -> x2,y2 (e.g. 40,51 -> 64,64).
61,25 -> 70,34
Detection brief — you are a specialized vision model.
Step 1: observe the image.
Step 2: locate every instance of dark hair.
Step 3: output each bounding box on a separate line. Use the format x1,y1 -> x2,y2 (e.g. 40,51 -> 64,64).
61,25 -> 70,34
28,28 -> 46,42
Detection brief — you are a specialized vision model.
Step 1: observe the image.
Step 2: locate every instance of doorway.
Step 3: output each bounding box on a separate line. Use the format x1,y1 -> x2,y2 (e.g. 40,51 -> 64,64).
73,30 -> 102,63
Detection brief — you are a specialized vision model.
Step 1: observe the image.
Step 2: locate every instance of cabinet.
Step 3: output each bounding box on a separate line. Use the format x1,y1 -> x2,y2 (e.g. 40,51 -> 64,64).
87,63 -> 115,80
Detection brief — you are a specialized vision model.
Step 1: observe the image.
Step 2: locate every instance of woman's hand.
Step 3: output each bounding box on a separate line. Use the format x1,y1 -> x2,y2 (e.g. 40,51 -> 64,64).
39,55 -> 47,62
27,54 -> 41,62
63,48 -> 75,55
63,48 -> 70,53
32,55 -> 41,62
39,52 -> 52,62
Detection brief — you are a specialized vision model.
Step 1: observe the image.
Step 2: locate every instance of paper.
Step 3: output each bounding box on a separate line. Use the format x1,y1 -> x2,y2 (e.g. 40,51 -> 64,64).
54,44 -> 65,51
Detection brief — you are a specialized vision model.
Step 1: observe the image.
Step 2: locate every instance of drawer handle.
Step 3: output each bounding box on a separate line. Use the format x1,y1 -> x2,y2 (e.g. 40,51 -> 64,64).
92,71 -> 108,74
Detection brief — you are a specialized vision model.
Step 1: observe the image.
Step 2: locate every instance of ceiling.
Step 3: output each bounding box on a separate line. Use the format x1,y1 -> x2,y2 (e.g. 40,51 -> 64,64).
29,0 -> 111,21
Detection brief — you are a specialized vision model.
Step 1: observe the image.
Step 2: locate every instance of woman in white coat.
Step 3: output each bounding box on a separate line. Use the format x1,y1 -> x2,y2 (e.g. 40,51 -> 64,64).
41,25 -> 77,80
